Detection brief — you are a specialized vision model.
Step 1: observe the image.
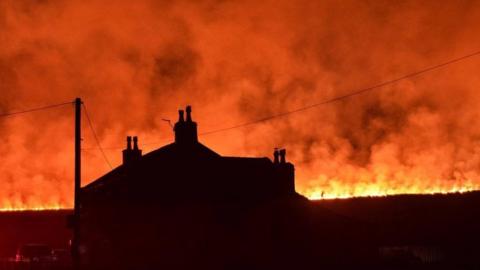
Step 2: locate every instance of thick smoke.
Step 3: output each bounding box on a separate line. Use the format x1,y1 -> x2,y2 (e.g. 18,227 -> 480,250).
1,0 -> 480,209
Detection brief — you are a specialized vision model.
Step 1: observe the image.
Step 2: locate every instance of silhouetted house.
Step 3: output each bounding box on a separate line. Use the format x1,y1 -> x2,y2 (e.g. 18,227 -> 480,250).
80,107 -> 298,269
79,106 -> 374,270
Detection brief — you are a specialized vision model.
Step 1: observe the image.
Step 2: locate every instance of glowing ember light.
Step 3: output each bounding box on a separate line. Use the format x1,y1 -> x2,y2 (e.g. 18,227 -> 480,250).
1,1 -> 480,212
1,185 -> 478,211
302,187 -> 478,200
300,182 -> 480,200
0,204 -> 68,212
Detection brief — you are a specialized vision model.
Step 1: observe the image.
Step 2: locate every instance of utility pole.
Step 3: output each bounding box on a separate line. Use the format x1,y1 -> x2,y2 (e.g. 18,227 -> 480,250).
72,97 -> 82,270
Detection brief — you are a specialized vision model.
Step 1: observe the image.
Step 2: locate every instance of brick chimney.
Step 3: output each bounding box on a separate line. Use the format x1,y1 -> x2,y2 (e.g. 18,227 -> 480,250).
174,105 -> 198,145
123,136 -> 142,164
273,148 -> 295,195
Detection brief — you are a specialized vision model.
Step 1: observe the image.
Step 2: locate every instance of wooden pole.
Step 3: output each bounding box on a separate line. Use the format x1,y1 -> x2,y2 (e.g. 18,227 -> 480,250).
73,97 -> 82,270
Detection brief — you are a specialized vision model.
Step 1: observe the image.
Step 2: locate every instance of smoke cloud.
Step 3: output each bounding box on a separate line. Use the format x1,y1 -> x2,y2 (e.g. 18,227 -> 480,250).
1,0 -> 480,209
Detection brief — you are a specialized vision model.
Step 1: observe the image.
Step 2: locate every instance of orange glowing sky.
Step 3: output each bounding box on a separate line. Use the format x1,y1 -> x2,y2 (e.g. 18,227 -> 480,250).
1,0 -> 480,210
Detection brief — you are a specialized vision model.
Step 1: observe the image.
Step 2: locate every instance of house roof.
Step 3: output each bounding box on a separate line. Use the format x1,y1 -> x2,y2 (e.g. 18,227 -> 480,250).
82,141 -> 273,193
82,106 -> 293,200
83,141 -> 219,191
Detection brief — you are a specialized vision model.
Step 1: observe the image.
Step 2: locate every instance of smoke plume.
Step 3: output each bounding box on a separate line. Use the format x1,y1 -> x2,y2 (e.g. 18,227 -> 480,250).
1,0 -> 480,209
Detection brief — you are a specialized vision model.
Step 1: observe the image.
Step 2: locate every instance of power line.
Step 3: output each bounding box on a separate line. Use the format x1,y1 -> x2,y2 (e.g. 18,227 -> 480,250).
0,101 -> 74,117
200,50 -> 480,136
86,49 -> 480,151
0,99 -> 114,169
82,103 -> 113,169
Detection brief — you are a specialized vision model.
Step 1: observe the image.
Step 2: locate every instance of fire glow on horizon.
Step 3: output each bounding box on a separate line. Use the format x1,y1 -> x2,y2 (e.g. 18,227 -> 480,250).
2,1 -> 480,211
1,188 -> 479,211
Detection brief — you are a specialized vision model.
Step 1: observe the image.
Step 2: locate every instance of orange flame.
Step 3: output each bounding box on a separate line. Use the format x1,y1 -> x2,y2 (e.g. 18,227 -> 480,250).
0,204 -> 67,212
1,1 -> 480,211
301,185 -> 478,200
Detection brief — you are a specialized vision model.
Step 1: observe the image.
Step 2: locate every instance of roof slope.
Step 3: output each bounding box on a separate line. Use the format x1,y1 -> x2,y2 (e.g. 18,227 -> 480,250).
83,142 -> 221,192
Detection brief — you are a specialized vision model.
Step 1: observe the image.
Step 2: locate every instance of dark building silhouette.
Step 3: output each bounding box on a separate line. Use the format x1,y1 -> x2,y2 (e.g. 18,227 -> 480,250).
0,105 -> 477,269
78,106 -> 374,270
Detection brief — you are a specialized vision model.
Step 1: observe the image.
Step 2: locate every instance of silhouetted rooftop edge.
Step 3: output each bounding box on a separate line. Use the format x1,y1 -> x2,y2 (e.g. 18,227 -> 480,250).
83,106 -> 294,193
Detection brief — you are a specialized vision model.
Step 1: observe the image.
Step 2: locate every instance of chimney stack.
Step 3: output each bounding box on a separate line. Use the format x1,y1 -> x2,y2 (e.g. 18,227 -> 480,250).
174,105 -> 198,145
123,136 -> 142,165
273,148 -> 295,195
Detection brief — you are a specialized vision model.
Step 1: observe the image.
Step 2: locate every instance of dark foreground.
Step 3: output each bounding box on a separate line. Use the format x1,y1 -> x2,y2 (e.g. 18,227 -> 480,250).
316,191 -> 480,269
0,191 -> 479,269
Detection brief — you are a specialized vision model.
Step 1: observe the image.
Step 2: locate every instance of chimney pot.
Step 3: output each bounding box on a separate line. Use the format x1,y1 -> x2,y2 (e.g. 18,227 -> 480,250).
186,105 -> 192,122
273,148 -> 280,164
279,149 -> 286,164
178,110 -> 185,122
133,136 -> 139,150
127,136 -> 132,150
